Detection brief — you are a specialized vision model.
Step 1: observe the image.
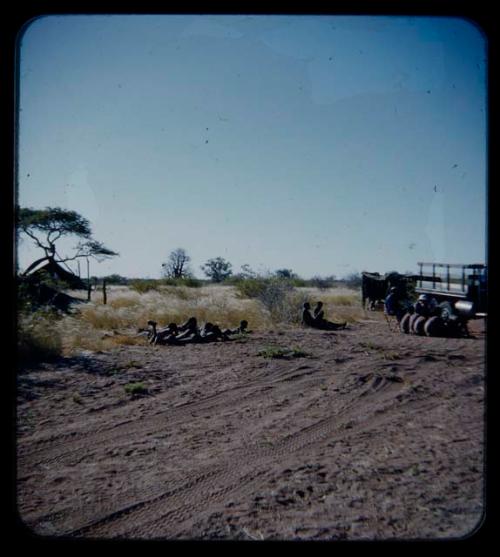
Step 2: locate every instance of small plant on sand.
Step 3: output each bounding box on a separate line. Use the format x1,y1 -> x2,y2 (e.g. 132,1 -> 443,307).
72,393 -> 84,405
258,346 -> 310,359
124,382 -> 148,397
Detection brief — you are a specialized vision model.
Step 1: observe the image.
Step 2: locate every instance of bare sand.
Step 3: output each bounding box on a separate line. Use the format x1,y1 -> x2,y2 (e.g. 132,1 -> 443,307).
16,314 -> 486,541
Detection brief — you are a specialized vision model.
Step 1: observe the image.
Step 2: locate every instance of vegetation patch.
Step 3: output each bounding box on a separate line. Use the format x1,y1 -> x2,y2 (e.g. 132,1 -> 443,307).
72,393 -> 84,405
258,346 -> 311,360
17,308 -> 64,366
124,382 -> 149,396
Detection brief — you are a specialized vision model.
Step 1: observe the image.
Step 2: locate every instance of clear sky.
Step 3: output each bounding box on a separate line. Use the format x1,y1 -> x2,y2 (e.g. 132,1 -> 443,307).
16,14 -> 487,279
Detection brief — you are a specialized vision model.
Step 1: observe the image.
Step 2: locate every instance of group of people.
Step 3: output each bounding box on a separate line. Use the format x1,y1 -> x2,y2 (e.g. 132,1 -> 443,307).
145,317 -> 249,346
144,301 -> 346,347
301,301 -> 347,330
384,287 -> 436,322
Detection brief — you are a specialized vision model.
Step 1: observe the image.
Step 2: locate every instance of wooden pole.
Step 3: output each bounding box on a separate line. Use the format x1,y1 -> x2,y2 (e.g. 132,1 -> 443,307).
87,258 -> 91,301
102,279 -> 107,305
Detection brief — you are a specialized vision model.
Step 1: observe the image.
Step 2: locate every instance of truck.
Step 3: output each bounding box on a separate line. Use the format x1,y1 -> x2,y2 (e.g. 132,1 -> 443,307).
400,262 -> 487,336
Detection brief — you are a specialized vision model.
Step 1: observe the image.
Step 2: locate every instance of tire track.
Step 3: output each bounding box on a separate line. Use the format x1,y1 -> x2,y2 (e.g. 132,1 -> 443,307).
63,374 -> 411,539
18,362 -> 339,469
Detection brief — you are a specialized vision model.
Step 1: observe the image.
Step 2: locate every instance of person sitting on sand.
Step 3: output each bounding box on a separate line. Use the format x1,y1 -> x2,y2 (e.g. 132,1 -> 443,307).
313,301 -> 325,321
314,301 -> 347,330
301,302 -> 317,327
303,302 -> 347,330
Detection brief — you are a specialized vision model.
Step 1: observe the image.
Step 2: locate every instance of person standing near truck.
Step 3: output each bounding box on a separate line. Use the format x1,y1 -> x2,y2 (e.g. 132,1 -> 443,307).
384,287 -> 408,322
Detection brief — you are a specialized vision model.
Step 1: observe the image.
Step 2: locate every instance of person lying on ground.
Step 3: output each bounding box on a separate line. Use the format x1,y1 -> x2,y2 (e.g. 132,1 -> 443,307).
172,317 -> 200,343
177,317 -> 198,333
169,322 -> 228,344
199,322 -> 231,342
151,322 -> 179,346
223,320 -> 250,336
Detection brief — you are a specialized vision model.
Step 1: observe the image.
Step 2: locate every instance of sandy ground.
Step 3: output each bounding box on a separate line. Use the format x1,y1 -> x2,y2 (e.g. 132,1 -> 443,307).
16,314 -> 486,541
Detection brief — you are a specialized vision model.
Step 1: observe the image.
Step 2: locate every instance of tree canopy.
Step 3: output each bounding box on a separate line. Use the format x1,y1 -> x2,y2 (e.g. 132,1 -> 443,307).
201,257 -> 233,282
162,248 -> 192,279
17,206 -> 119,269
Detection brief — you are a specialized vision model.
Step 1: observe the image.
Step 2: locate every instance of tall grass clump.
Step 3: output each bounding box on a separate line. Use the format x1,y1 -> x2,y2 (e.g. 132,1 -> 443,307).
17,308 -> 64,366
234,277 -> 303,324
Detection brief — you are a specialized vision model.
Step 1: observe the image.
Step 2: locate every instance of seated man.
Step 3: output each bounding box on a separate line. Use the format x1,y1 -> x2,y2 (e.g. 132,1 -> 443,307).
313,301 -> 346,330
302,302 -> 346,330
313,301 -> 325,321
301,302 -> 317,327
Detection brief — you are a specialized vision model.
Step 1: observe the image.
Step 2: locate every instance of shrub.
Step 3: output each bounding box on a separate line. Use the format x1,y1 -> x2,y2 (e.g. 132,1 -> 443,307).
233,277 -> 270,299
258,346 -> 310,359
124,382 -> 148,396
257,279 -> 297,322
308,275 -> 337,289
17,308 -> 64,365
235,277 -> 309,324
161,277 -> 203,288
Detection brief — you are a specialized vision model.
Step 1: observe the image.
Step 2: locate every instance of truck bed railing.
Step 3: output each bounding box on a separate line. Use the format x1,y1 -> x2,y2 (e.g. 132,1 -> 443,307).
416,262 -> 486,294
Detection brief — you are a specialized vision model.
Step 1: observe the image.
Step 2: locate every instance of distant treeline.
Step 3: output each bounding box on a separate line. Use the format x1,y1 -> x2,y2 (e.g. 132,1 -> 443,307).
91,272 -> 363,292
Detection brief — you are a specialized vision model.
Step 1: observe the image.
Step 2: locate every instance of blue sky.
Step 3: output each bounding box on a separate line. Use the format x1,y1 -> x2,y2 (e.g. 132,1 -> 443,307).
16,15 -> 487,279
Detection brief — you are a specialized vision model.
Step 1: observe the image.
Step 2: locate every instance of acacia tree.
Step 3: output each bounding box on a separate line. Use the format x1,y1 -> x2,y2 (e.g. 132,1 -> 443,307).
201,257 -> 233,283
162,248 -> 192,279
17,206 -> 118,274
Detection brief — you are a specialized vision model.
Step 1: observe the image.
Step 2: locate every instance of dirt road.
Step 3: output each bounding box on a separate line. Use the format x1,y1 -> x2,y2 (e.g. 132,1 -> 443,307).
16,316 -> 486,540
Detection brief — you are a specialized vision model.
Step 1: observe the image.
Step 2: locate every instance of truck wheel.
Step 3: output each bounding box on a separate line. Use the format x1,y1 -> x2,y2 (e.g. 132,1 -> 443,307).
409,313 -> 420,334
400,313 -> 411,334
424,316 -> 442,337
413,315 -> 427,335
439,301 -> 454,321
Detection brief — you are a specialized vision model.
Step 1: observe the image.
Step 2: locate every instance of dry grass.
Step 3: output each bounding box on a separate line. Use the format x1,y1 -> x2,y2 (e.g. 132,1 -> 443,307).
17,311 -> 64,365
46,285 -> 364,356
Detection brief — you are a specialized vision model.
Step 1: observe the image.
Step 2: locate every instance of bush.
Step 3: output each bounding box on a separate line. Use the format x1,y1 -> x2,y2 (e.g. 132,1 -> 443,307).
257,278 -> 296,322
308,275 -> 337,289
162,277 -> 203,288
233,277 -> 271,299
235,277 -> 303,323
124,382 -> 149,396
17,308 -> 63,366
